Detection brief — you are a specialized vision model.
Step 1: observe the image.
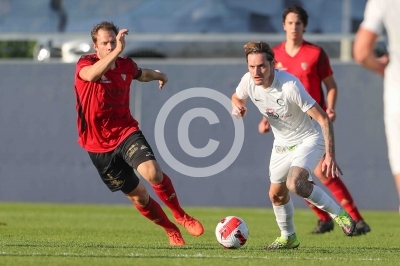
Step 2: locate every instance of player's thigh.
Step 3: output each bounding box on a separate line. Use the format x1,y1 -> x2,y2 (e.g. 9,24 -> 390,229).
88,151 -> 140,194
136,160 -> 163,183
269,148 -> 292,184
384,111 -> 400,174
291,137 -> 325,181
119,131 -> 157,169
118,131 -> 163,182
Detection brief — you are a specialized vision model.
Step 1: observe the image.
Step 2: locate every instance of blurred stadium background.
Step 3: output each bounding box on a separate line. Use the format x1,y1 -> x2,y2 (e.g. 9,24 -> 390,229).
0,0 -> 371,61
1,0 -> 397,211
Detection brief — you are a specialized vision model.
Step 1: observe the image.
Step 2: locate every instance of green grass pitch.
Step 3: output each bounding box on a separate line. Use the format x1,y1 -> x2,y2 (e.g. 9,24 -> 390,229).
0,202 -> 399,265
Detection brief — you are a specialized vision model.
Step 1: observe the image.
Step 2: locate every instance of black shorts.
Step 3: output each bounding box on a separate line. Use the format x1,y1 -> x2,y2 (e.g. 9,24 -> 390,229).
88,131 -> 156,194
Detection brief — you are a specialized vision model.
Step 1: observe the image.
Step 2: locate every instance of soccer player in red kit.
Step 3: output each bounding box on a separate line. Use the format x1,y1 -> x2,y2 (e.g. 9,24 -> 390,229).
258,6 -> 370,235
74,21 -> 204,246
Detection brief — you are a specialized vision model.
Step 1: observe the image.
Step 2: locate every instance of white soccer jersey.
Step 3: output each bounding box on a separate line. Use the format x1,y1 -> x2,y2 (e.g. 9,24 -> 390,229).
236,69 -> 320,146
361,0 -> 400,174
361,0 -> 400,114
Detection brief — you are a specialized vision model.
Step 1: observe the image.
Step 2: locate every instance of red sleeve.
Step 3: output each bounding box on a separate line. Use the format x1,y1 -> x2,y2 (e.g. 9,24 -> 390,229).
131,59 -> 142,80
75,55 -> 95,81
317,49 -> 333,80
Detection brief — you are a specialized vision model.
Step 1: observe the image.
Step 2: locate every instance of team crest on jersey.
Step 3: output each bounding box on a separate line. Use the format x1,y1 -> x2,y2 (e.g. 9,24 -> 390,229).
121,74 -> 126,81
301,62 -> 308,70
100,75 -> 111,83
266,108 -> 279,119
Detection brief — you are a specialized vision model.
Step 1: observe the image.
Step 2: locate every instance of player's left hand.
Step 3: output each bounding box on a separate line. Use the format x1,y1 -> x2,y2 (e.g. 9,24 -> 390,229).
155,70 -> 168,89
322,154 -> 343,178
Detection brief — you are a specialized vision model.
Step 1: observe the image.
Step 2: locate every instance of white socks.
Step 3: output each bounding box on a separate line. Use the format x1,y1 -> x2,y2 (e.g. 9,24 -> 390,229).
306,185 -> 341,218
272,185 -> 342,237
272,198 -> 295,237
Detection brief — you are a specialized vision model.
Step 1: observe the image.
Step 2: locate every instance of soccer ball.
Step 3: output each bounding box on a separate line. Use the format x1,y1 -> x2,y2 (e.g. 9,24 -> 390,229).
215,216 -> 249,249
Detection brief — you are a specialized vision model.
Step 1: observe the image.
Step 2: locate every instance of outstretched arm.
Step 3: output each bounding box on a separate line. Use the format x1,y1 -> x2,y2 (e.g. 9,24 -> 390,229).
307,103 -> 342,178
137,69 -> 168,89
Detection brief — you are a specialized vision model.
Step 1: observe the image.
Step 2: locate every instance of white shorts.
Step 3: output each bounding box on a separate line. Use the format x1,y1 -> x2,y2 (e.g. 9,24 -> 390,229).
384,111 -> 400,175
269,134 -> 325,184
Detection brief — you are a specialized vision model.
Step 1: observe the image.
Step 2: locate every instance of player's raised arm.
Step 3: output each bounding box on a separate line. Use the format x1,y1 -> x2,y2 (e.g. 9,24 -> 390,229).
80,29 -> 128,82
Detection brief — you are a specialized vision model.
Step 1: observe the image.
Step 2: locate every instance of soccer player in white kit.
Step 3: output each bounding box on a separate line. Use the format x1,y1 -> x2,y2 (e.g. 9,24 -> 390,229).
232,41 -> 356,249
353,0 -> 400,211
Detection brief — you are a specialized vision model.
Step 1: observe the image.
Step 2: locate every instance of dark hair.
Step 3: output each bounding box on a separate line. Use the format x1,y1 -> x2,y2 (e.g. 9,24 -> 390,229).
282,5 -> 308,28
244,41 -> 275,62
91,21 -> 119,43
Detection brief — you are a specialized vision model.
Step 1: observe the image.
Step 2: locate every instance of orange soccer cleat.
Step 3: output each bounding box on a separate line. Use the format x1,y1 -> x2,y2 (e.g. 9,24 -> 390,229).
166,228 -> 185,246
176,214 -> 204,237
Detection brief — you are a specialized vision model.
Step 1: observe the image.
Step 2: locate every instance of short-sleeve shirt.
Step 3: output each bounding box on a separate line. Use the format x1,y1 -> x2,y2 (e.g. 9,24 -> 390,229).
360,0 -> 400,113
236,69 -> 320,146
273,41 -> 333,110
74,54 -> 141,152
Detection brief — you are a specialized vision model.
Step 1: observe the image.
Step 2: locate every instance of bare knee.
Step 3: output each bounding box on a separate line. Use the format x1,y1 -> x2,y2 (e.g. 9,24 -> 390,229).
125,182 -> 149,206
137,160 -> 163,184
287,166 -> 313,197
269,183 -> 289,205
269,191 -> 288,205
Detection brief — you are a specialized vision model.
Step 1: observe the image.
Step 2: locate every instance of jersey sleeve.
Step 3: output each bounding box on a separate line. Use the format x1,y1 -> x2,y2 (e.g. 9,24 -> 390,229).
286,80 -> 316,113
76,56 -> 95,80
131,59 -> 142,79
360,0 -> 386,34
317,48 -> 333,81
235,73 -> 250,99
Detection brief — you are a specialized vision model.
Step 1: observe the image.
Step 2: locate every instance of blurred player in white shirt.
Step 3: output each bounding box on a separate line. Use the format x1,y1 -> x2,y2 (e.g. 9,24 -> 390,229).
353,0 -> 400,210
231,41 -> 356,249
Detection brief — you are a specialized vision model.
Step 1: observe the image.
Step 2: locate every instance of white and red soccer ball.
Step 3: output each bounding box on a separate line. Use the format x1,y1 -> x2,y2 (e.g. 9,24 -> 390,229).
215,216 -> 249,249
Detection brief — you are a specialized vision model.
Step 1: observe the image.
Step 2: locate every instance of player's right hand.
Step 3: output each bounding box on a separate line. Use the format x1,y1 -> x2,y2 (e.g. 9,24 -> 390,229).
231,105 -> 247,119
325,109 -> 336,122
116,29 -> 128,53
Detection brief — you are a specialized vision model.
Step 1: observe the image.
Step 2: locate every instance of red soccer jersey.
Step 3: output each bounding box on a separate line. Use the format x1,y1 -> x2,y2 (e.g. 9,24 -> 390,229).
74,54 -> 141,152
273,41 -> 333,109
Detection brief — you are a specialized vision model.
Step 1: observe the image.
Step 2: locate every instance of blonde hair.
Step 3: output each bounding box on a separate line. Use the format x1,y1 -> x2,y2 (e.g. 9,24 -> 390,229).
91,21 -> 119,43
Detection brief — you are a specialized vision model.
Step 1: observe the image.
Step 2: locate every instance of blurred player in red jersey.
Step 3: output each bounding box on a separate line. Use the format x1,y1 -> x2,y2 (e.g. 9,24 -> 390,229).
258,6 -> 370,235
74,21 -> 204,246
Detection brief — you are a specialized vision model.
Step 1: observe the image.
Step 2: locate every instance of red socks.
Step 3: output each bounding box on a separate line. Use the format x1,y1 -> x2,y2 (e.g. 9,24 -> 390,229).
151,173 -> 185,220
134,196 -> 177,231
324,177 -> 363,221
